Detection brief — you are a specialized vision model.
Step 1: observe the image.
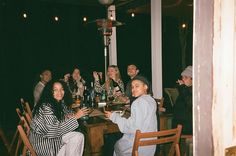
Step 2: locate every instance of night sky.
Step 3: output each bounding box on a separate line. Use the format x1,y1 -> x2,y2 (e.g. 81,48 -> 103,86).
0,0 -> 192,129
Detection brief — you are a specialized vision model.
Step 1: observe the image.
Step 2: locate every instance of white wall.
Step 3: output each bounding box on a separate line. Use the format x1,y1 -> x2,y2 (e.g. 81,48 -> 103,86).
212,0 -> 236,155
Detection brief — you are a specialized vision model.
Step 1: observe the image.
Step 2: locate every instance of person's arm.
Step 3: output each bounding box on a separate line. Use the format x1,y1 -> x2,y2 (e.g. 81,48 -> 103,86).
109,99 -> 148,133
40,105 -> 79,138
93,71 -> 105,93
33,83 -> 43,105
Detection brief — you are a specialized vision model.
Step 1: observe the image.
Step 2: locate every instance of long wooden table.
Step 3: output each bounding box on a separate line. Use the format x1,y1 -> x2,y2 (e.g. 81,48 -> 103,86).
79,111 -> 172,156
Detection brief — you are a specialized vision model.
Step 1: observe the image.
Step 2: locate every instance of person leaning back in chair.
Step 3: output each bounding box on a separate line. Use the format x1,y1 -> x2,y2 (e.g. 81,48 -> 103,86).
172,65 -> 193,135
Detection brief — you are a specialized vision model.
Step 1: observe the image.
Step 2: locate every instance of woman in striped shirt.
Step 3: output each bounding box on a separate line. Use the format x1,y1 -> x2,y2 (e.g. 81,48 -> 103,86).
29,80 -> 89,156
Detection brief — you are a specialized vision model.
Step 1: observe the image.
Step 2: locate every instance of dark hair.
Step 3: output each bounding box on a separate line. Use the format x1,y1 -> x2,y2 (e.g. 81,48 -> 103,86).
127,64 -> 139,70
33,68 -> 52,90
131,75 -> 153,95
33,79 -> 73,121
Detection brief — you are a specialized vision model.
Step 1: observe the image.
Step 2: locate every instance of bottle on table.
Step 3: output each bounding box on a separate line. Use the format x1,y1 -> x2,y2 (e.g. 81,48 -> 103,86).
80,86 -> 90,120
101,90 -> 107,102
83,86 -> 90,104
90,82 -> 96,108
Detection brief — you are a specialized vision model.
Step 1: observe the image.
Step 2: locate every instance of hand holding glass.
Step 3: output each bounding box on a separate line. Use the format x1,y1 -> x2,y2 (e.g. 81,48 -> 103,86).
74,107 -> 91,119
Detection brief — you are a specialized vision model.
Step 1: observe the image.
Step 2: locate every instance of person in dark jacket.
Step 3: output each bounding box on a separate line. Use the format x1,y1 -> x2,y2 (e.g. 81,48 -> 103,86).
172,66 -> 193,134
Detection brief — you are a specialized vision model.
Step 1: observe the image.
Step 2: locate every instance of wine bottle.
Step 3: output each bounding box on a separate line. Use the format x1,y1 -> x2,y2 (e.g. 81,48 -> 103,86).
83,86 -> 90,104
90,82 -> 96,108
101,90 -> 107,102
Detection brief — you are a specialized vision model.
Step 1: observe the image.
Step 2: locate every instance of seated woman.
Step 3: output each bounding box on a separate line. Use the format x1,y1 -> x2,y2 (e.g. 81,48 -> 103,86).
172,65 -> 193,135
104,75 -> 157,156
64,67 -> 86,99
29,80 -> 89,156
93,65 -> 125,101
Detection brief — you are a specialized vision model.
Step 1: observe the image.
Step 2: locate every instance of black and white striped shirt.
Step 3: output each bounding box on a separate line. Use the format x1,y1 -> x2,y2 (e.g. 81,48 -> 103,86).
29,103 -> 79,156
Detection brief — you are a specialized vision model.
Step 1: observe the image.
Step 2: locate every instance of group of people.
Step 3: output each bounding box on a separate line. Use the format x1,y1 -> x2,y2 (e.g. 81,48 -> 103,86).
30,64 -> 192,156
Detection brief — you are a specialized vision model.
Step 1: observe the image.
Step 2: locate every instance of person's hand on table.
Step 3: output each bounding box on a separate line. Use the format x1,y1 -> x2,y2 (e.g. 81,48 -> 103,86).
104,111 -> 112,119
74,107 -> 90,119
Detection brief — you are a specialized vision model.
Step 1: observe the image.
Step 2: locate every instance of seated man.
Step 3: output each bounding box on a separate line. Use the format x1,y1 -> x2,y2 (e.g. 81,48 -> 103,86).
117,64 -> 140,104
33,69 -> 52,107
172,66 -> 193,135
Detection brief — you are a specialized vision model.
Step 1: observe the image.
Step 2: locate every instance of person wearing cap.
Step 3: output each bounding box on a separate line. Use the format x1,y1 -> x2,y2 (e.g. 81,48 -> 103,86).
104,75 -> 157,156
172,65 -> 193,134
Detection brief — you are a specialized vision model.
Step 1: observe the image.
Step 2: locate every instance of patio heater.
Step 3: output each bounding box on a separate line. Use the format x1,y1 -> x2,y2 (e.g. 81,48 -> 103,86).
95,0 -> 124,79
95,19 -> 123,78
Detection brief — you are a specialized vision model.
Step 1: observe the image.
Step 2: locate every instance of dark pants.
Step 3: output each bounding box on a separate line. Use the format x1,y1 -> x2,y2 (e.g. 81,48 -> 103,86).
102,132 -> 123,156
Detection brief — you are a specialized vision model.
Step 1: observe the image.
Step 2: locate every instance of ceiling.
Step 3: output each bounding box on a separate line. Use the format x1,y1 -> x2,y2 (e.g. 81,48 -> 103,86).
39,0 -> 193,19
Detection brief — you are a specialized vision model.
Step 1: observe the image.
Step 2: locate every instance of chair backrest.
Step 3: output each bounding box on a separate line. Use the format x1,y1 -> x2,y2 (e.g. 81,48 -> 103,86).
155,97 -> 164,108
16,108 -> 23,119
14,110 -> 32,156
132,125 -> 182,156
20,98 -> 33,118
17,116 -> 36,156
0,128 -> 11,153
16,108 -> 32,125
164,88 -> 179,107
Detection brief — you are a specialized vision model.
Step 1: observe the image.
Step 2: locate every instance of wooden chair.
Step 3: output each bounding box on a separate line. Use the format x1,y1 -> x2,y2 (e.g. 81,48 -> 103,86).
155,98 -> 164,108
225,146 -> 236,156
180,135 -> 193,156
155,97 -> 165,112
17,116 -> 36,156
0,108 -> 26,156
20,98 -> 33,118
16,108 -> 32,125
132,125 -> 182,156
0,128 -> 11,154
15,108 -> 32,156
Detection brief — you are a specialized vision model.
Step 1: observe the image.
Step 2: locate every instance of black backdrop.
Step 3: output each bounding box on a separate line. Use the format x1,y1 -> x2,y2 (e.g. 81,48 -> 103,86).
0,0 -> 192,129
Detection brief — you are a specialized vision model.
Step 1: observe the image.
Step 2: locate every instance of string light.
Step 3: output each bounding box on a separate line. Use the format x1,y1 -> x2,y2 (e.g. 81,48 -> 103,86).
182,23 -> 186,28
131,13 -> 135,18
83,17 -> 87,22
23,13 -> 27,19
54,16 -> 59,21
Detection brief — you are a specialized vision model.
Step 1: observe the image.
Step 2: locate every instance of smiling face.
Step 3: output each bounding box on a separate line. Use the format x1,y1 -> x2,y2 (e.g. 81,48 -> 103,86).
40,70 -> 52,84
127,65 -> 139,79
72,68 -> 81,80
52,82 -> 65,102
131,80 -> 148,97
107,66 -> 118,80
182,75 -> 192,86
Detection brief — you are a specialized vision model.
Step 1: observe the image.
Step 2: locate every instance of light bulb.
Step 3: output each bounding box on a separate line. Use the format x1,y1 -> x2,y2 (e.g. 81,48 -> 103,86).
98,0 -> 114,5
23,13 -> 27,18
54,16 -> 59,21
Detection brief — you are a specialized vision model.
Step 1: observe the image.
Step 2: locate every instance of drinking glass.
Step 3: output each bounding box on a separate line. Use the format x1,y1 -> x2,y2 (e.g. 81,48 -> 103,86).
103,104 -> 112,112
